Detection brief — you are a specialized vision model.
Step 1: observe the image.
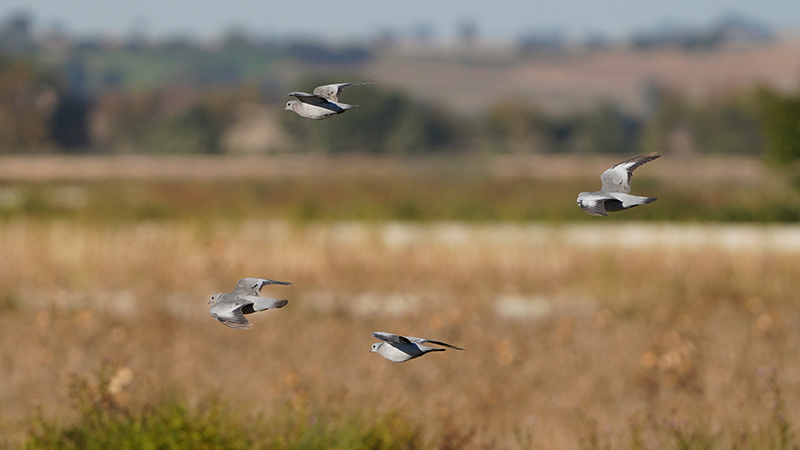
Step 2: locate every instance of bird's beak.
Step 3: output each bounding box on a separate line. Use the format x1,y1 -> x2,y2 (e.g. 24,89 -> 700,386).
207,300 -> 213,304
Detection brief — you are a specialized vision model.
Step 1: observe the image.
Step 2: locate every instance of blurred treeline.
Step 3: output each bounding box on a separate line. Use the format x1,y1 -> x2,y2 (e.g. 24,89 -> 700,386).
1,13 -> 799,164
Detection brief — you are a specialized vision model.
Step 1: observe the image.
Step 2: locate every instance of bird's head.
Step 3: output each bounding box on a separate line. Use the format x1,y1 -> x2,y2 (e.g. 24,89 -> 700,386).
208,293 -> 222,305
576,192 -> 590,207
284,100 -> 299,111
370,343 -> 381,353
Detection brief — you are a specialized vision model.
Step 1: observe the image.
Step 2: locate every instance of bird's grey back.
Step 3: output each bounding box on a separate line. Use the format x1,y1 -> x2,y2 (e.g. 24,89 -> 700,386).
213,291 -> 247,307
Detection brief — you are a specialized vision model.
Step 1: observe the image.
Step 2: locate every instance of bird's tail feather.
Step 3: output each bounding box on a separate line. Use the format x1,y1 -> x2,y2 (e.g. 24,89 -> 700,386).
241,297 -> 289,314
272,299 -> 289,309
339,103 -> 362,110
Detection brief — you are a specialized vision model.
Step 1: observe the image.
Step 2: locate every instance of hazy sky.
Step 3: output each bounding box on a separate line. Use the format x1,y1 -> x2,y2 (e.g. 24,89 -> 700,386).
3,0 -> 799,40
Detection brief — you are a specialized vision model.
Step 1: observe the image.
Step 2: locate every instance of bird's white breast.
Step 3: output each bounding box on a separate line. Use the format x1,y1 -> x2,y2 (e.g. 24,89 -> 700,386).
378,344 -> 417,362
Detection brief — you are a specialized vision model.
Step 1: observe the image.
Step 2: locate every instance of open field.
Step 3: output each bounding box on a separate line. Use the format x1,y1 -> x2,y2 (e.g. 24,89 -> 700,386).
0,154 -> 796,223
3,219 -> 800,448
2,155 -> 800,448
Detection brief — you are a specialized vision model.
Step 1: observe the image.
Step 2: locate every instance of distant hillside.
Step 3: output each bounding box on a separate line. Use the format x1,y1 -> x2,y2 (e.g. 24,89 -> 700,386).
361,38 -> 800,115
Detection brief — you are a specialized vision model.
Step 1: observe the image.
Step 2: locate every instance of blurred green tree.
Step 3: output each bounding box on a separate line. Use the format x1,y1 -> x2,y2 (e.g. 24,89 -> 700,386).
642,89 -> 763,156
483,101 -> 551,153
0,54 -> 62,153
567,101 -> 641,154
279,81 -> 468,154
91,85 -> 253,153
757,86 -> 800,165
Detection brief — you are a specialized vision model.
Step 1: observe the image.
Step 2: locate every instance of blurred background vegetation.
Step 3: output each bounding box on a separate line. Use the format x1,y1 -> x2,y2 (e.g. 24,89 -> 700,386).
0,10 -> 798,226
0,11 -> 798,165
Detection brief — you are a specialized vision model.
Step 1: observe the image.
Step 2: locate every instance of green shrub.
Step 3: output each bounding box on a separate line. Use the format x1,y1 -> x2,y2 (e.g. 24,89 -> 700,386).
24,366 -> 426,450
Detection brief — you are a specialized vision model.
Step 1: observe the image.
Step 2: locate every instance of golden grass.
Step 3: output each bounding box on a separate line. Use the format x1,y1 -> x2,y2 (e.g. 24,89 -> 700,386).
2,219 -> 800,448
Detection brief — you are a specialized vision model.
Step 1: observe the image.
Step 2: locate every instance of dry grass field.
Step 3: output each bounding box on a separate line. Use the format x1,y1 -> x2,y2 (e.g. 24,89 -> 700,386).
3,218 -> 800,449
0,155 -> 799,448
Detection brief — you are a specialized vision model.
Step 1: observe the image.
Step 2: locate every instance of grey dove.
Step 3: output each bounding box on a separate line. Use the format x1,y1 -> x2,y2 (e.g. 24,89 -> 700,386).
576,152 -> 661,216
284,81 -> 375,120
370,332 -> 464,363
208,278 -> 292,329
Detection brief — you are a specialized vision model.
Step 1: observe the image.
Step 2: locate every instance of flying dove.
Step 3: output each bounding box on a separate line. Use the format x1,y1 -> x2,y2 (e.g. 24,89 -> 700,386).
370,332 -> 464,363
208,278 -> 292,329
284,81 -> 375,120
576,152 -> 661,216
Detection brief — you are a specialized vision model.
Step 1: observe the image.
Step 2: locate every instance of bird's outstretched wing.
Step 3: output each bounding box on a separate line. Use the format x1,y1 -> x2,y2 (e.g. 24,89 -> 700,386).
372,332 -> 413,346
210,301 -> 253,330
234,278 -> 293,296
312,81 -> 375,102
579,195 -> 611,217
406,336 -> 465,351
289,91 -> 330,105
600,152 -> 660,194
373,332 -> 464,350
